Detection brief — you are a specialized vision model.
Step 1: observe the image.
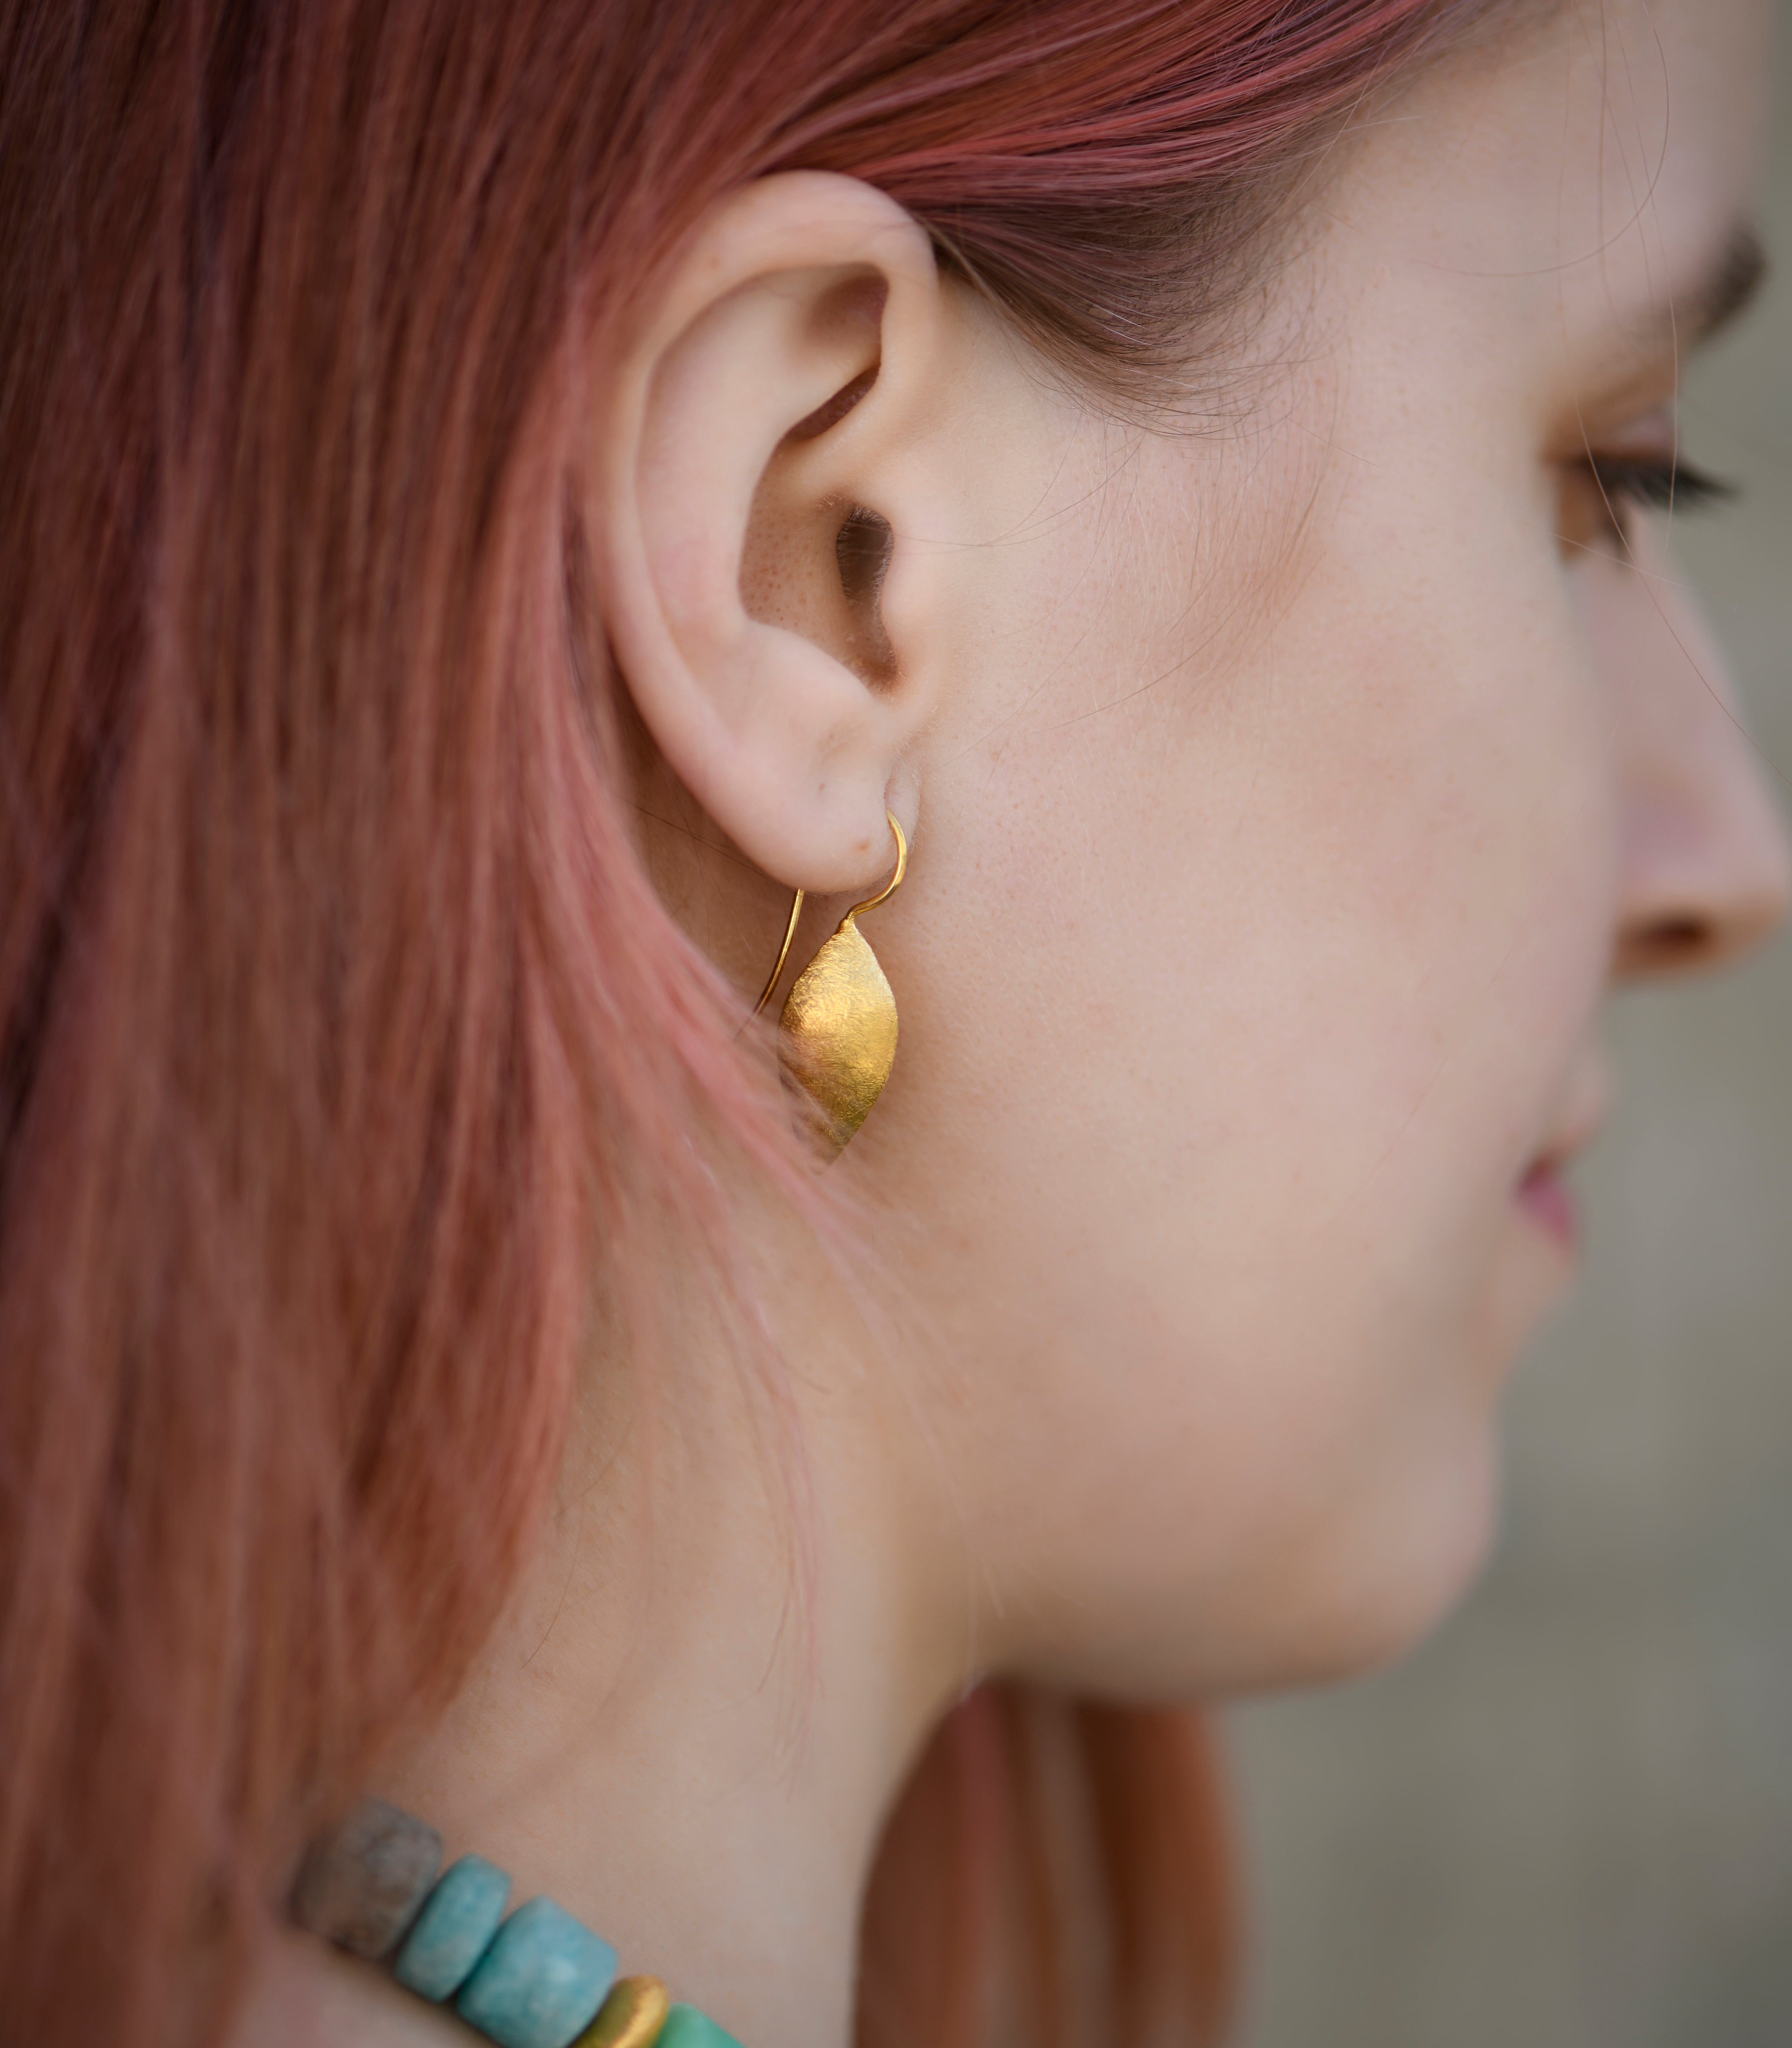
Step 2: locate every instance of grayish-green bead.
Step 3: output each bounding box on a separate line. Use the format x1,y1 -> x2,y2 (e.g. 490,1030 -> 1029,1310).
290,1798 -> 444,1959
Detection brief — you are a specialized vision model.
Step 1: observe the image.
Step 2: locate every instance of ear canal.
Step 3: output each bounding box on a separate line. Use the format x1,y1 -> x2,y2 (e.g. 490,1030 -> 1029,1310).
778,913 -> 898,1157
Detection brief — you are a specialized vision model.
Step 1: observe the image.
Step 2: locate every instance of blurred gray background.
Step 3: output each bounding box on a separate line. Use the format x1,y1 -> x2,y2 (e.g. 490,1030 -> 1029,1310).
1230,16 -> 1792,2046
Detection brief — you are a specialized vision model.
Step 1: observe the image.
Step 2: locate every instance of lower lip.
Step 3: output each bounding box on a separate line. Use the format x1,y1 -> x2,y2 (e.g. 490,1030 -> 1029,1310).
1516,1160 -> 1579,1253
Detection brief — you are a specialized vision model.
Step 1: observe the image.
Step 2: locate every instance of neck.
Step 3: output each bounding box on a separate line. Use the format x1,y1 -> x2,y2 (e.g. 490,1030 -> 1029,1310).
240,1251 -> 969,2048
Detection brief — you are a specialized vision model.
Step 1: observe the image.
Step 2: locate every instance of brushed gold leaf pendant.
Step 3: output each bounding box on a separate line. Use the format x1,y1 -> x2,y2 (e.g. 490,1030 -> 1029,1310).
751,812 -> 908,1162
778,912 -> 898,1157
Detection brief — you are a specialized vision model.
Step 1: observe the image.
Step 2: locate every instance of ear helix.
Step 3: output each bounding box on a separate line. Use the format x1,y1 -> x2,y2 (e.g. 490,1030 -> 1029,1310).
752,811 -> 906,1158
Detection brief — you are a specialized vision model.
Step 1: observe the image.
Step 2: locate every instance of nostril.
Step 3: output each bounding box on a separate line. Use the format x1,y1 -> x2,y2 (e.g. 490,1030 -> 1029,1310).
1618,913 -> 1716,977
1645,913 -> 1711,956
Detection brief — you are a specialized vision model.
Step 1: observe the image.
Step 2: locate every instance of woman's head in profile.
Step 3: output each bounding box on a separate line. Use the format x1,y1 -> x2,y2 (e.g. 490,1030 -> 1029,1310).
0,0 -> 1785,2044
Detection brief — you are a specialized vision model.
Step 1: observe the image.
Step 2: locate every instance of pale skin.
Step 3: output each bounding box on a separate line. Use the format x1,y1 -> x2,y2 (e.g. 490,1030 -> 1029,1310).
241,1 -> 1790,2043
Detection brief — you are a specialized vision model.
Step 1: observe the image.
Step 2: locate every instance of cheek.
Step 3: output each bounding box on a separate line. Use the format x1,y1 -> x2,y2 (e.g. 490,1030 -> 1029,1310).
928,510 -> 1612,1314
881,450 -> 1618,1686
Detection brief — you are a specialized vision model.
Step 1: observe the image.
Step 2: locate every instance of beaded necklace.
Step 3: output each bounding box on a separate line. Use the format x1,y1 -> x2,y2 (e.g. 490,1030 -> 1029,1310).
293,1800 -> 745,2048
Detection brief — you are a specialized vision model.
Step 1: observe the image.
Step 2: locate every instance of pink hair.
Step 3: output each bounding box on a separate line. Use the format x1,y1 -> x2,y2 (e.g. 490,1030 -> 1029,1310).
0,1 -> 1510,2043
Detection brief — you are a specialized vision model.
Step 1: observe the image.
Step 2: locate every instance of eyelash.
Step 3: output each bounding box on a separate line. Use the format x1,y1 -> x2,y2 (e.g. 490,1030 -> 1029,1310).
1580,452 -> 1738,536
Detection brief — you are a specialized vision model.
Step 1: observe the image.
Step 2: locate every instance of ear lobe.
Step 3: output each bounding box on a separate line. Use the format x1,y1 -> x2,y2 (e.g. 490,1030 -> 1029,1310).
591,173 -> 951,893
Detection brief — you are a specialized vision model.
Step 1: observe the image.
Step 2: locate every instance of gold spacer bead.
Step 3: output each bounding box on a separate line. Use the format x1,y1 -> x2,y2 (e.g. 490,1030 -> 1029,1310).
573,1975 -> 673,2048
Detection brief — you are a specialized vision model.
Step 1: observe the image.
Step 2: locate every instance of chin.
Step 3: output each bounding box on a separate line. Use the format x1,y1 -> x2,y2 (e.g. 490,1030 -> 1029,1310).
1311,1445 -> 1502,1684
1038,1432 -> 1508,1706
1208,1427 -> 1507,1698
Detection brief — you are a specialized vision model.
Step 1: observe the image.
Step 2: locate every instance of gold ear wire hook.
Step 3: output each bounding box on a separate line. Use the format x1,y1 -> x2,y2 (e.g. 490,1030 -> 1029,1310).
751,810 -> 906,1018
845,812 -> 907,921
753,889 -> 804,1019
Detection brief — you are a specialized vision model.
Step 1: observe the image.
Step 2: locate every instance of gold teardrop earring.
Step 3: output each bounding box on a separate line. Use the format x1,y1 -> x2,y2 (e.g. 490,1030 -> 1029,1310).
752,810 -> 907,1159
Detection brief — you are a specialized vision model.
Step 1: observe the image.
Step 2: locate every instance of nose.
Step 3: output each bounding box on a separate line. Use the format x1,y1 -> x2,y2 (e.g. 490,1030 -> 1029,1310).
1598,525 -> 1792,981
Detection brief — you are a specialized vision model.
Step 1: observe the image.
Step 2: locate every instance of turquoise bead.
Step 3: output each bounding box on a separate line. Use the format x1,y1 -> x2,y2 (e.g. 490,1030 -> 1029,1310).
658,2005 -> 747,2048
393,1854 -> 512,2001
455,1895 -> 618,2048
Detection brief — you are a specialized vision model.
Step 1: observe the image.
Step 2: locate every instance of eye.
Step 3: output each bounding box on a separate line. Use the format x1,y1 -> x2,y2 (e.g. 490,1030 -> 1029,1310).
1557,448 -> 1737,559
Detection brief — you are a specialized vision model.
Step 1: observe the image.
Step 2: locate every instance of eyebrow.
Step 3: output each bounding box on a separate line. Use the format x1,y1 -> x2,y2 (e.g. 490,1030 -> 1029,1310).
1674,219 -> 1769,347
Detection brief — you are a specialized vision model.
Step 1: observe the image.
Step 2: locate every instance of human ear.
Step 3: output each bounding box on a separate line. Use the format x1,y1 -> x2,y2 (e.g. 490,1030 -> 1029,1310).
592,172 -> 954,894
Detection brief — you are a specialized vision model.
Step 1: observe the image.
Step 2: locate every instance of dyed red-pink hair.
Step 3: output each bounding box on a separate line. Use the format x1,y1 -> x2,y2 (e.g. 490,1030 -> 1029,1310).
0,2 -> 1511,2043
